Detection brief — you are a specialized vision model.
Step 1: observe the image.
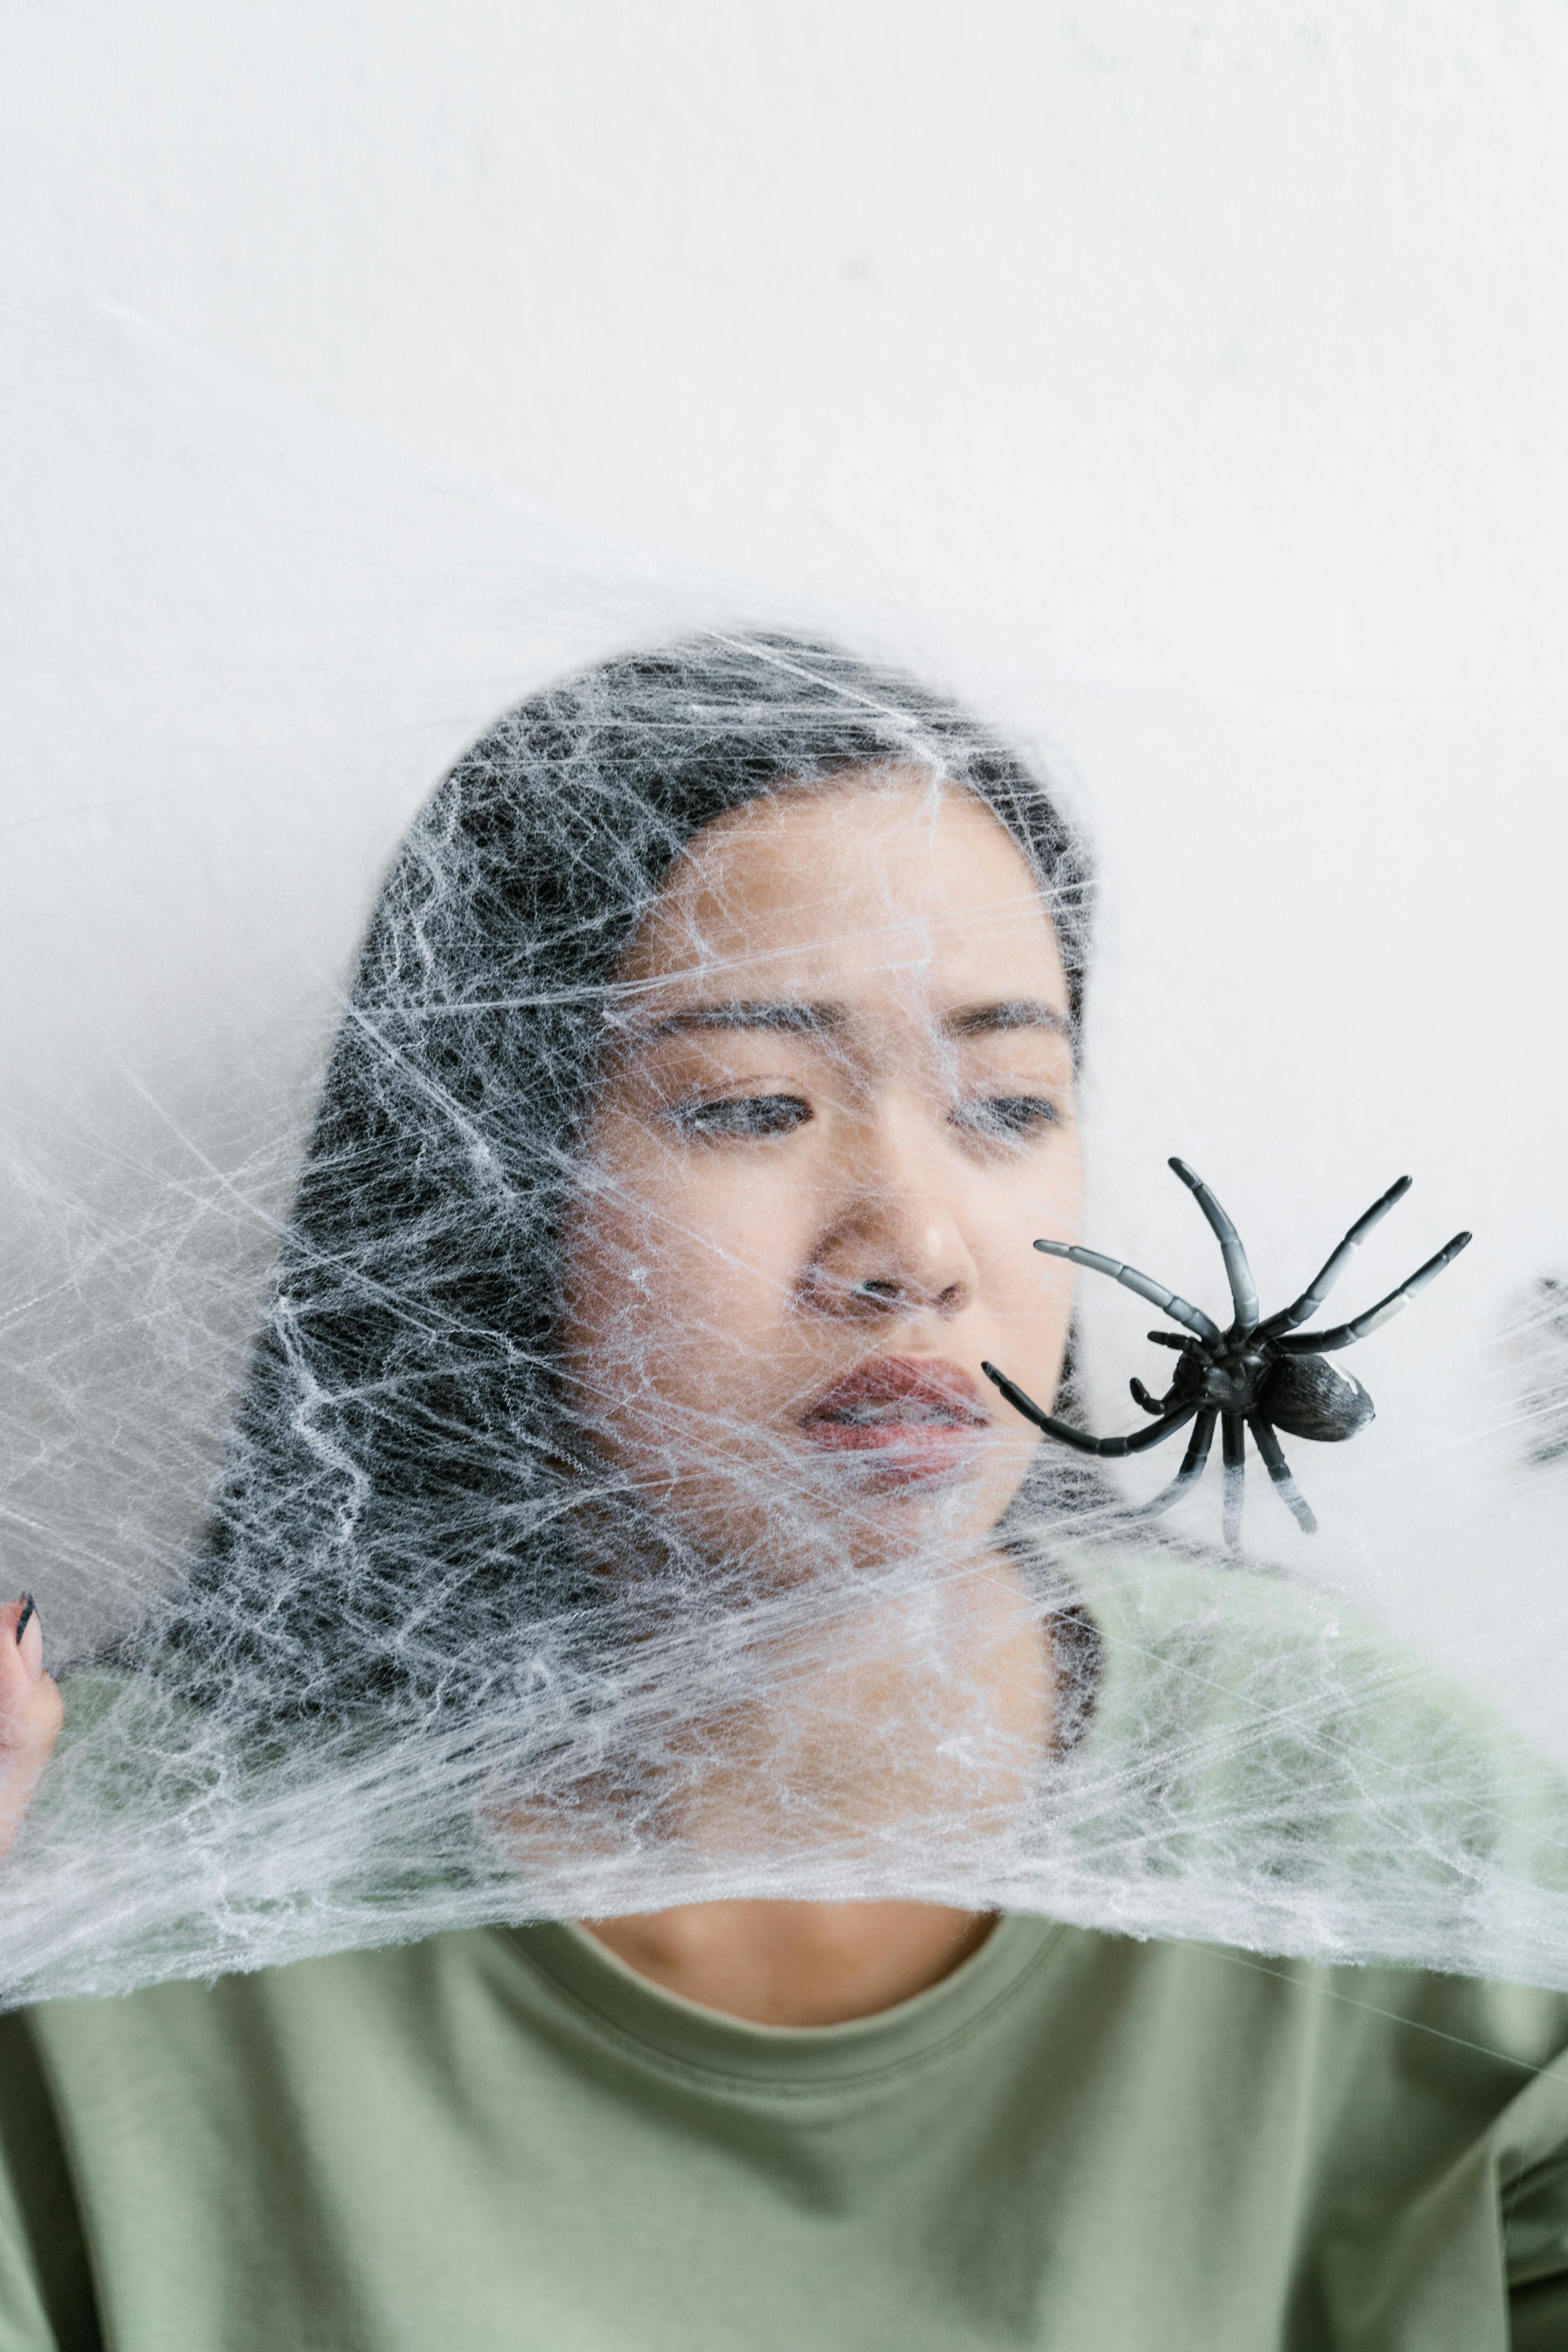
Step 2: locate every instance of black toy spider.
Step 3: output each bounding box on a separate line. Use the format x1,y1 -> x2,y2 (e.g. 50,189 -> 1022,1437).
982,1159 -> 1470,1546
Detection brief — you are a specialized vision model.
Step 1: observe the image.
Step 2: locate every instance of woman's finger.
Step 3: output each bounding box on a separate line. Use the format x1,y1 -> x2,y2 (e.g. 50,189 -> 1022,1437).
0,1593 -> 64,1857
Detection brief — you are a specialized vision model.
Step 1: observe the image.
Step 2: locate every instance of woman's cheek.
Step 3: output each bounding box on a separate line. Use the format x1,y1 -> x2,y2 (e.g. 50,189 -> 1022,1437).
584,1152 -> 799,1410
671,1176 -> 809,1403
979,1167 -> 1080,1376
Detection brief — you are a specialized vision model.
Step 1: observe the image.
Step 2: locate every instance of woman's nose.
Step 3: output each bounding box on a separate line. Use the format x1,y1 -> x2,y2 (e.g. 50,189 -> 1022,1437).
797,1119 -> 978,1321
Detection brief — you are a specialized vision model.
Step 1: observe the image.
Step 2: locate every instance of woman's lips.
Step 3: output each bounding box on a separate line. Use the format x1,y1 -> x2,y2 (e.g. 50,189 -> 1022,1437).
798,1356 -> 989,1482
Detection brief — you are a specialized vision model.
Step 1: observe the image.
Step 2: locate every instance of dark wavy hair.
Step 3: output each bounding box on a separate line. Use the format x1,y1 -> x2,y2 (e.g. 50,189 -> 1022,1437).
145,634 -> 1094,1720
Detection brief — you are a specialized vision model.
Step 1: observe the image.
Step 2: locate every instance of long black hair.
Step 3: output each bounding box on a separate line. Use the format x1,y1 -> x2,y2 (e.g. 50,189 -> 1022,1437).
151,634 -> 1094,1720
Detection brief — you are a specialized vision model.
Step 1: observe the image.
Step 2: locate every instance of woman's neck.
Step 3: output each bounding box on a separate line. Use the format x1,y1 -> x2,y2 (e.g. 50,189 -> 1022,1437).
584,1898 -> 997,2026
581,1550 -> 1053,2025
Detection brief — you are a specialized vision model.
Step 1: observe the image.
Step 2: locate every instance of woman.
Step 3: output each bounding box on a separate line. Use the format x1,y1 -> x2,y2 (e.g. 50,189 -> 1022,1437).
3,635 -> 1568,2347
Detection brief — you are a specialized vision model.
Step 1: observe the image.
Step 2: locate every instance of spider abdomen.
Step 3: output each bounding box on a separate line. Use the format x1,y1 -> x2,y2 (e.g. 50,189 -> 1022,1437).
1257,1353 -> 1375,1443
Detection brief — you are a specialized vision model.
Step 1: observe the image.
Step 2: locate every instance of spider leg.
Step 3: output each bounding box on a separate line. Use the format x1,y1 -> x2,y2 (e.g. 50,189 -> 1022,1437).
1169,1158 -> 1259,1336
1276,1231 -> 1472,1354
1221,1414 -> 1246,1547
1129,1377 -> 1168,1414
1145,1329 -> 1197,1352
1247,1416 -> 1318,1534
1031,1239 -> 1222,1344
1121,1407 -> 1218,1519
981,1362 -> 1198,1456
1257,1175 -> 1412,1336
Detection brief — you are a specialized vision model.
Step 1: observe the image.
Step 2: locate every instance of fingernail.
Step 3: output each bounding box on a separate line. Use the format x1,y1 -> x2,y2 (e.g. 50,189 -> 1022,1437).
15,1595 -> 35,1647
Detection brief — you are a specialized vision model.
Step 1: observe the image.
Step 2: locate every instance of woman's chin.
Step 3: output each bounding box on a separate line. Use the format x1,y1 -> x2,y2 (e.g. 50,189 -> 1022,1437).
672,1486 -> 1003,1594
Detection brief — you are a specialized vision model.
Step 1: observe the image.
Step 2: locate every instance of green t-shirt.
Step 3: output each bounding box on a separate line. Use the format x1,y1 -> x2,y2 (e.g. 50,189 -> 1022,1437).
7,1538 -> 1568,2348
6,1915 -> 1568,2349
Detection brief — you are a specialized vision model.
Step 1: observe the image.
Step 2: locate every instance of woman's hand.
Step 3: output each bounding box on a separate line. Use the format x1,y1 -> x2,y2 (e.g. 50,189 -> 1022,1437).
0,1596 -> 63,1862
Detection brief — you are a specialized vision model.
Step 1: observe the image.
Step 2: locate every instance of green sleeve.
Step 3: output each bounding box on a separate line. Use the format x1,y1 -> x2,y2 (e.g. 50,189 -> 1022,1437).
0,2013 -> 102,2351
1510,2279 -> 1568,2350
1506,2131 -> 1568,2343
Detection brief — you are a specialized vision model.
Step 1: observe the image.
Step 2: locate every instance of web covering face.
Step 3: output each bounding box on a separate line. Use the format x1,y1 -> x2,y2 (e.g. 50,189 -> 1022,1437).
5,634 -> 1568,2011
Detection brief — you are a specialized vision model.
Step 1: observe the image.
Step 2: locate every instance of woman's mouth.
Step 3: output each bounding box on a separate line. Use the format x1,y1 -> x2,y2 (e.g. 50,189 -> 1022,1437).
798,1356 -> 990,1486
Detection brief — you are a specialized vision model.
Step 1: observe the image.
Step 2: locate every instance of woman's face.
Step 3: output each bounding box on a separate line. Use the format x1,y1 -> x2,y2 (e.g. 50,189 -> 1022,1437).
561,771 -> 1083,1576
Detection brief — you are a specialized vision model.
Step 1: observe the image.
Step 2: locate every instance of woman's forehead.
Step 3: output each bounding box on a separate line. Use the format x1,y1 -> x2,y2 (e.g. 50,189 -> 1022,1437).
617,771 -> 1068,1006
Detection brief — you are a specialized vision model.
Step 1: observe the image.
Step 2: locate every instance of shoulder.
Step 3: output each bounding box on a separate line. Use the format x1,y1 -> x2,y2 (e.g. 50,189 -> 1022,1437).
7,1929 -> 527,2192
17,1927 -> 490,2077
1014,1924 -> 1568,2224
1056,1524 -> 1555,1776
1037,1529 -> 1568,1978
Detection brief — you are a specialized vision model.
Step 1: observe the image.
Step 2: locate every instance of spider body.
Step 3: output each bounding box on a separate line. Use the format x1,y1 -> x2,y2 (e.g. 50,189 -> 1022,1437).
982,1160 -> 1469,1545
1151,1337 -> 1374,1442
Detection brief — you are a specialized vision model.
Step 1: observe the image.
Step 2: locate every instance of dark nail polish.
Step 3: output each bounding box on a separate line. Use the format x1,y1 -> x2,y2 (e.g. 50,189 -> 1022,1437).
14,1595 -> 35,1647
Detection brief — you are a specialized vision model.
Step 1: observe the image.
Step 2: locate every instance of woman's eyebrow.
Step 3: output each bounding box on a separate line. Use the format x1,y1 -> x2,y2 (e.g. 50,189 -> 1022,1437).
638,1000 -> 847,1038
632,998 -> 1069,1041
945,998 -> 1071,1037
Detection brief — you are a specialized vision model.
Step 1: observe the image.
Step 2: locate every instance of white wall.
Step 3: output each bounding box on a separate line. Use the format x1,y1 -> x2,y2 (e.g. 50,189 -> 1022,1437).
10,1 -> 1568,687
2,3 -> 1565,1725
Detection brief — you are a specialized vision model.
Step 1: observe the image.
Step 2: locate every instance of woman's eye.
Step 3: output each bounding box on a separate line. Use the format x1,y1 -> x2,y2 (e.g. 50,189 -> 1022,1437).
951,1094 -> 1061,1141
666,1093 -> 813,1140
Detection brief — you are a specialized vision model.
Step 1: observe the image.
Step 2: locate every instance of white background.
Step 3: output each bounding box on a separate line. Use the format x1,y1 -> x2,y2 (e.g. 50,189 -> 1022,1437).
2,2 -> 1565,1726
